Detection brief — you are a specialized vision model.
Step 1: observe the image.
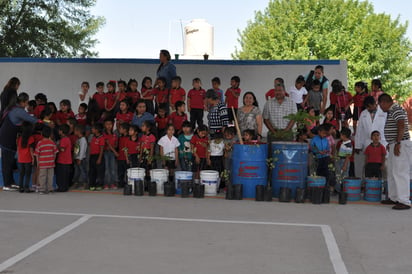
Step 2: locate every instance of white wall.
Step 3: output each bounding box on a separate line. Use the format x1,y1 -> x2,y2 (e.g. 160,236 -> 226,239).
0,58 -> 347,132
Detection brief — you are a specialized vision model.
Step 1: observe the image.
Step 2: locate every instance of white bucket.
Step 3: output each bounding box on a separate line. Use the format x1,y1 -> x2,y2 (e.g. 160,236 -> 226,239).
175,171 -> 193,194
200,170 -> 219,196
127,168 -> 145,192
150,169 -> 169,195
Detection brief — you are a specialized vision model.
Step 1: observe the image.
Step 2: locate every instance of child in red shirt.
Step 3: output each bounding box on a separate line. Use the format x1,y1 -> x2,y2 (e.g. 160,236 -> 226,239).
116,100 -> 133,130
105,81 -> 118,113
34,126 -> 58,194
155,104 -> 169,139
141,76 -> 155,115
323,107 -> 339,138
92,82 -> 106,111
116,80 -> 128,103
169,101 -> 188,136
67,118 -> 78,148
225,76 -> 241,122
17,122 -> 35,193
89,123 -> 105,191
187,78 -> 206,129
364,131 -> 386,178
126,79 -> 141,108
329,80 -> 353,129
153,77 -> 169,113
265,78 -> 287,100
75,103 -> 88,126
33,93 -> 47,118
139,121 -> 156,173
169,76 -> 185,111
352,81 -> 368,135
55,99 -> 75,126
103,119 -> 118,190
190,125 -> 209,179
127,125 -> 140,168
117,123 -> 130,188
56,124 -> 73,192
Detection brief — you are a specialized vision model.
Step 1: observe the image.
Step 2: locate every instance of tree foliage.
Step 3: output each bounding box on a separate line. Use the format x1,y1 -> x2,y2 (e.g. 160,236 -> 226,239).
234,0 -> 412,102
0,0 -> 105,57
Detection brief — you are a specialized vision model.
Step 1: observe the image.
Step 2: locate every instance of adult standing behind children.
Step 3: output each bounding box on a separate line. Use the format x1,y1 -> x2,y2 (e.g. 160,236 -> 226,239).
304,65 -> 329,113
378,93 -> 412,210
0,92 -> 42,191
263,83 -> 297,142
237,91 -> 262,139
156,49 -> 177,89
0,77 -> 20,119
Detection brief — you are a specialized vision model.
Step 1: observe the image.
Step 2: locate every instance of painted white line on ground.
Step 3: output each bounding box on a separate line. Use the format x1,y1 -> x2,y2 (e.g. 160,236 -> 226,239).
321,225 -> 349,274
0,209 -> 348,274
0,215 -> 92,273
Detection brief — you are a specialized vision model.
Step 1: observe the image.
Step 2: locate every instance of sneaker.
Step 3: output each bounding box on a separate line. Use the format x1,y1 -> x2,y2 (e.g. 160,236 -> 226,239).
89,187 -> 96,191
95,186 -> 103,191
39,191 -> 49,195
110,184 -> 118,190
103,185 -> 109,190
11,184 -> 20,189
2,186 -> 16,191
392,203 -> 411,210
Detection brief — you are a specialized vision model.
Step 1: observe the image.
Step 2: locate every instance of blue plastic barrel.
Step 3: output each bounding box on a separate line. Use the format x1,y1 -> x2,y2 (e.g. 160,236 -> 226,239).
343,178 -> 362,201
231,143 -> 268,198
271,142 -> 308,198
364,178 -> 382,202
307,176 -> 326,188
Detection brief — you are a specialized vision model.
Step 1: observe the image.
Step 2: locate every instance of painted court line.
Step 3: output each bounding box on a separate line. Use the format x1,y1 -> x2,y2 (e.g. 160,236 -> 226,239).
0,209 -> 348,274
0,215 -> 92,273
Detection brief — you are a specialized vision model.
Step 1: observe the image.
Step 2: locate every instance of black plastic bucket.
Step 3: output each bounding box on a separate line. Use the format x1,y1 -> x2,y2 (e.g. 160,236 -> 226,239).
311,187 -> 323,204
255,185 -> 265,201
148,181 -> 157,196
339,191 -> 347,205
193,184 -> 205,198
134,180 -> 144,196
163,181 -> 175,197
180,181 -> 190,198
279,187 -> 292,202
123,184 -> 132,196
295,187 -> 305,203
233,184 -> 243,200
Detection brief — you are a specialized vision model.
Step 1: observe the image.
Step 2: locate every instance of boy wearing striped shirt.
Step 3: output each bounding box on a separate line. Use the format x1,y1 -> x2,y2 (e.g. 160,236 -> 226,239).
34,126 -> 58,194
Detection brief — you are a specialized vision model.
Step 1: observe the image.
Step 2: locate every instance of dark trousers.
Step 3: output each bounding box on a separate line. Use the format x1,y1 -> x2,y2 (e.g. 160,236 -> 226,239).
190,108 -> 204,129
209,156 -> 223,174
89,154 -> 105,188
56,163 -> 72,192
129,154 -> 139,168
1,149 -> 16,187
365,163 -> 382,178
18,162 -> 32,189
228,108 -> 238,122
117,160 -> 128,188
316,156 -> 330,182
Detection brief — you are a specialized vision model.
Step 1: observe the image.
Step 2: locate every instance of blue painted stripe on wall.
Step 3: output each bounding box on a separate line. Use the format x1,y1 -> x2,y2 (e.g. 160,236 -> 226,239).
0,58 -> 341,66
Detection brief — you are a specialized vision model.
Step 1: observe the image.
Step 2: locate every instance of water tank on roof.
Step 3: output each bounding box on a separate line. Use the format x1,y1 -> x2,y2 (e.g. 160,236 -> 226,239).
183,19 -> 214,57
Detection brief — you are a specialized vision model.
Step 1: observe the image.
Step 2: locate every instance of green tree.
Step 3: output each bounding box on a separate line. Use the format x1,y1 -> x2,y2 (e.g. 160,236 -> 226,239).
0,0 -> 105,57
234,0 -> 412,102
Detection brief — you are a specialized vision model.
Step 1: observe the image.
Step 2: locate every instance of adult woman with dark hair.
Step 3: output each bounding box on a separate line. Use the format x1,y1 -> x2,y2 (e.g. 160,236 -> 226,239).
156,49 -> 177,88
0,77 -> 21,118
237,91 -> 263,138
0,92 -> 41,191
206,89 -> 229,136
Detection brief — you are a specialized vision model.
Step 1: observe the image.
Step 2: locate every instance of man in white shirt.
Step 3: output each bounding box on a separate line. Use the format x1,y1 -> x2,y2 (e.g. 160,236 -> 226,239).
354,96 -> 387,178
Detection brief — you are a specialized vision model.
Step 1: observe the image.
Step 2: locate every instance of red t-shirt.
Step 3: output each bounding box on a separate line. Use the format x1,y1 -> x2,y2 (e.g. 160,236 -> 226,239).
90,135 -> 105,155
55,110 -> 75,125
155,115 -> 169,130
126,137 -> 140,155
35,139 -> 58,169
57,136 -> 72,164
225,88 -> 241,109
168,112 -> 188,130
33,104 -> 46,118
116,112 -> 133,124
324,119 -> 339,130
126,91 -> 141,104
141,87 -> 154,100
75,113 -> 87,126
117,136 -> 129,160
68,134 -> 78,149
105,92 -> 117,110
33,133 -> 43,145
17,136 -> 35,163
353,92 -> 368,108
364,143 -> 386,164
330,91 -> 353,108
103,132 -> 118,151
170,88 -> 186,106
139,133 -> 156,151
92,92 -> 106,110
153,88 -> 169,104
190,134 -> 209,158
188,88 -> 206,109
265,89 -> 275,99
116,91 -> 127,102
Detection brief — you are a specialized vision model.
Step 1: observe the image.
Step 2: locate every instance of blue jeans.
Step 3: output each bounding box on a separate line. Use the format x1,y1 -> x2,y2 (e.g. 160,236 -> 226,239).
73,159 -> 88,184
104,151 -> 118,185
